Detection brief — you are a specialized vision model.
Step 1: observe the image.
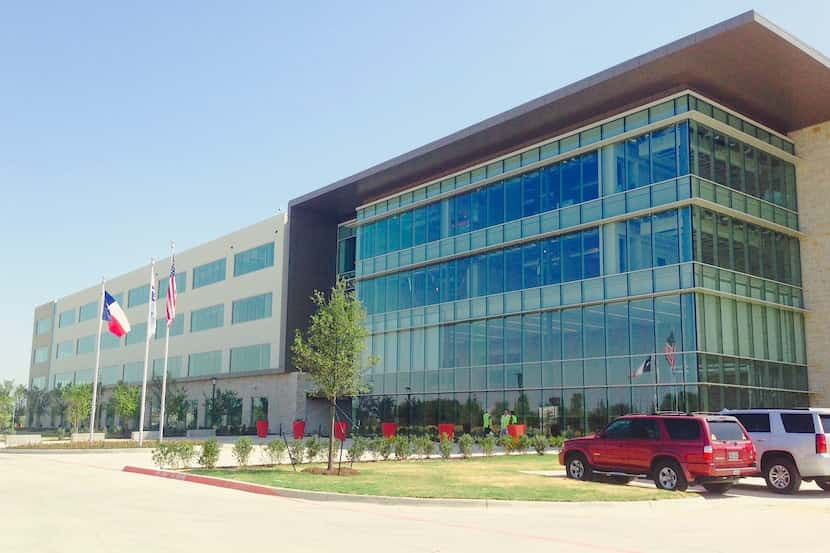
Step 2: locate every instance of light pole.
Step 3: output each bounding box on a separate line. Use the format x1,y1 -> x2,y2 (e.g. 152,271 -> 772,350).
211,377 -> 217,428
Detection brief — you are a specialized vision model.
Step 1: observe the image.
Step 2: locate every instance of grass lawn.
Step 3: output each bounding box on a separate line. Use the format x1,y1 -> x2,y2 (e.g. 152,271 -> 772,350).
191,455 -> 685,502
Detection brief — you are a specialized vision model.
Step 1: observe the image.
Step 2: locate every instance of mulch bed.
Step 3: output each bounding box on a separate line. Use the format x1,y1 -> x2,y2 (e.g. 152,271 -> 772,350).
301,466 -> 360,476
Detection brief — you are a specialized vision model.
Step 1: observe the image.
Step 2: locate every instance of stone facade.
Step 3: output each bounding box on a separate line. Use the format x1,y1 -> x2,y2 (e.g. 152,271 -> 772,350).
789,121 -> 830,406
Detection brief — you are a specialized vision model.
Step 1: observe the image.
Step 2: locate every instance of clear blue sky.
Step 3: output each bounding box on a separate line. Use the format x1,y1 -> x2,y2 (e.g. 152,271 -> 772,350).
1,1 -> 827,385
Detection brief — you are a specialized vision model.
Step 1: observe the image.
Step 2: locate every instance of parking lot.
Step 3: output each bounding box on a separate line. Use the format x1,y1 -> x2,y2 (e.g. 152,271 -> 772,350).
2,449 -> 829,553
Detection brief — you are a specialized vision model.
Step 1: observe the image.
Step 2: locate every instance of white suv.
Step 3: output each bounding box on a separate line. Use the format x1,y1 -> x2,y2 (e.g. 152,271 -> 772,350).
723,408 -> 830,494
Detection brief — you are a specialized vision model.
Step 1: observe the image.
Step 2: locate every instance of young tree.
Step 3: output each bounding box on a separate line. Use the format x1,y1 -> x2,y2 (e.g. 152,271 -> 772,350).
26,386 -> 48,428
0,380 -> 14,432
110,382 -> 141,431
61,384 -> 93,434
292,278 -> 378,471
150,376 -> 190,431
13,385 -> 27,429
46,387 -> 65,428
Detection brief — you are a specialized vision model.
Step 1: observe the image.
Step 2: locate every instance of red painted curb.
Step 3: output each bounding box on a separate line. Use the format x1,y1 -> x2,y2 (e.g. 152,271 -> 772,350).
122,466 -> 280,496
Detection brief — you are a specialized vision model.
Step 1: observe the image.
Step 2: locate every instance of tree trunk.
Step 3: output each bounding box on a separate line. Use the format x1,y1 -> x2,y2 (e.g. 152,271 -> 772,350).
328,398 -> 336,471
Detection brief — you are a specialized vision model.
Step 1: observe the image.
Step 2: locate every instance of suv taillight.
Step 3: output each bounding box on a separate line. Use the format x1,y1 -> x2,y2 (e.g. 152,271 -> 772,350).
703,445 -> 713,462
817,434 -> 828,455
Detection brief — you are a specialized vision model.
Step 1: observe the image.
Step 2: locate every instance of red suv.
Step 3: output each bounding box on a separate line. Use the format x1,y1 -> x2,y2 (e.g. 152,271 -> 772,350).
559,414 -> 757,494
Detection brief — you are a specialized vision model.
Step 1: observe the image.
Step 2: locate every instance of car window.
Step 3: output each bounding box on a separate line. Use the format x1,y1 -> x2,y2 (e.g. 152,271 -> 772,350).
734,413 -> 771,433
630,419 -> 660,440
664,418 -> 701,440
781,413 -> 815,434
708,421 -> 747,441
604,419 -> 633,439
820,415 -> 830,434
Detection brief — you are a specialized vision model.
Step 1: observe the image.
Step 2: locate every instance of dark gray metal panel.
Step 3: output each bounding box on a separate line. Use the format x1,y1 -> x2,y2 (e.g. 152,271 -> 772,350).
282,206 -> 339,371
289,11 -> 830,222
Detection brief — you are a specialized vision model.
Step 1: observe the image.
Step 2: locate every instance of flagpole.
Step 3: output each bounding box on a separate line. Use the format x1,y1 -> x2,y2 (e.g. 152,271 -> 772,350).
89,277 -> 105,442
138,259 -> 156,447
159,242 -> 174,443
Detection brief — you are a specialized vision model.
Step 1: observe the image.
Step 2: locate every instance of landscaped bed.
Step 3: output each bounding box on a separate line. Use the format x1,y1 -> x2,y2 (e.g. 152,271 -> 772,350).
190,455 -> 686,502
8,439 -> 161,450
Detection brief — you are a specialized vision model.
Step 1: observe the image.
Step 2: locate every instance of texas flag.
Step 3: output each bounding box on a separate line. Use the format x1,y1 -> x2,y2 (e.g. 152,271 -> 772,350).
103,291 -> 131,337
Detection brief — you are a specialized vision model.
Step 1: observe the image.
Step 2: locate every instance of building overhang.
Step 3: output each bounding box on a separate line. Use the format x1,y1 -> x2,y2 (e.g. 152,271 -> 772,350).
288,10 -> 830,221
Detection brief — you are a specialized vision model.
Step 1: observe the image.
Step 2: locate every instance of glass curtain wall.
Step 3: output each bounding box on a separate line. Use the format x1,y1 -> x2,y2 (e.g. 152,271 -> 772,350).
353,101 -> 805,435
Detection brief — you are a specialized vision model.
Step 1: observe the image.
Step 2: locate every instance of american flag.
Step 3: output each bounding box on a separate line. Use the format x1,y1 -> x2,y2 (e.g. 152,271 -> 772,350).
166,255 -> 177,327
664,331 -> 677,372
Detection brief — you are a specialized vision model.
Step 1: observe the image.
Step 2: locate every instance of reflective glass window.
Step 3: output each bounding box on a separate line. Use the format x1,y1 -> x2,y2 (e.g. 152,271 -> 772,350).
522,171 -> 540,217
155,313 -> 185,338
234,242 -> 274,277
189,351 -> 222,377
128,284 -> 150,307
123,362 -> 144,383
581,151 -> 599,201
58,309 -> 75,328
583,228 -> 600,279
505,246 -> 522,292
78,301 -> 98,322
125,322 -> 147,346
626,133 -> 650,188
562,234 -> 582,282
35,318 -> 51,335
230,343 -> 271,373
76,335 -> 95,355
505,177 -> 522,222
191,304 -> 224,332
542,237 -> 561,285
541,164 -> 560,212
651,126 -> 677,182
487,181 -> 504,227
193,258 -> 226,289
561,157 -> 581,206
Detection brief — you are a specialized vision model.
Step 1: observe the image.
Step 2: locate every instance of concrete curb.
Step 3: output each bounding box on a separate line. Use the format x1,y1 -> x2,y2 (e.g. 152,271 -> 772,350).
122,466 -> 280,496
121,465 -> 684,508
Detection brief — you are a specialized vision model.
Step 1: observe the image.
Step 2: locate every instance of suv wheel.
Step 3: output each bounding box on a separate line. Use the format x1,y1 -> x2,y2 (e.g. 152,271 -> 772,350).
764,457 -> 801,494
815,479 -> 830,492
701,482 -> 733,495
566,453 -> 592,481
653,460 -> 688,492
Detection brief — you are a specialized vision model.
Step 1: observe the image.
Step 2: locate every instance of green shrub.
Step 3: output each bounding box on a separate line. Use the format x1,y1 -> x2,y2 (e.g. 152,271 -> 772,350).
198,438 -> 220,469
151,442 -> 177,469
478,435 -> 497,457
515,434 -> 530,454
531,434 -> 548,455
367,437 -> 382,460
264,439 -> 286,465
232,437 -> 254,467
55,428 -> 65,440
413,435 -> 435,459
549,433 -> 566,449
347,436 -> 368,463
458,434 -> 474,459
288,439 -> 306,464
176,441 -> 196,467
393,435 -> 411,461
305,435 -> 324,462
377,437 -> 393,461
439,434 -> 453,460
499,434 -> 515,454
